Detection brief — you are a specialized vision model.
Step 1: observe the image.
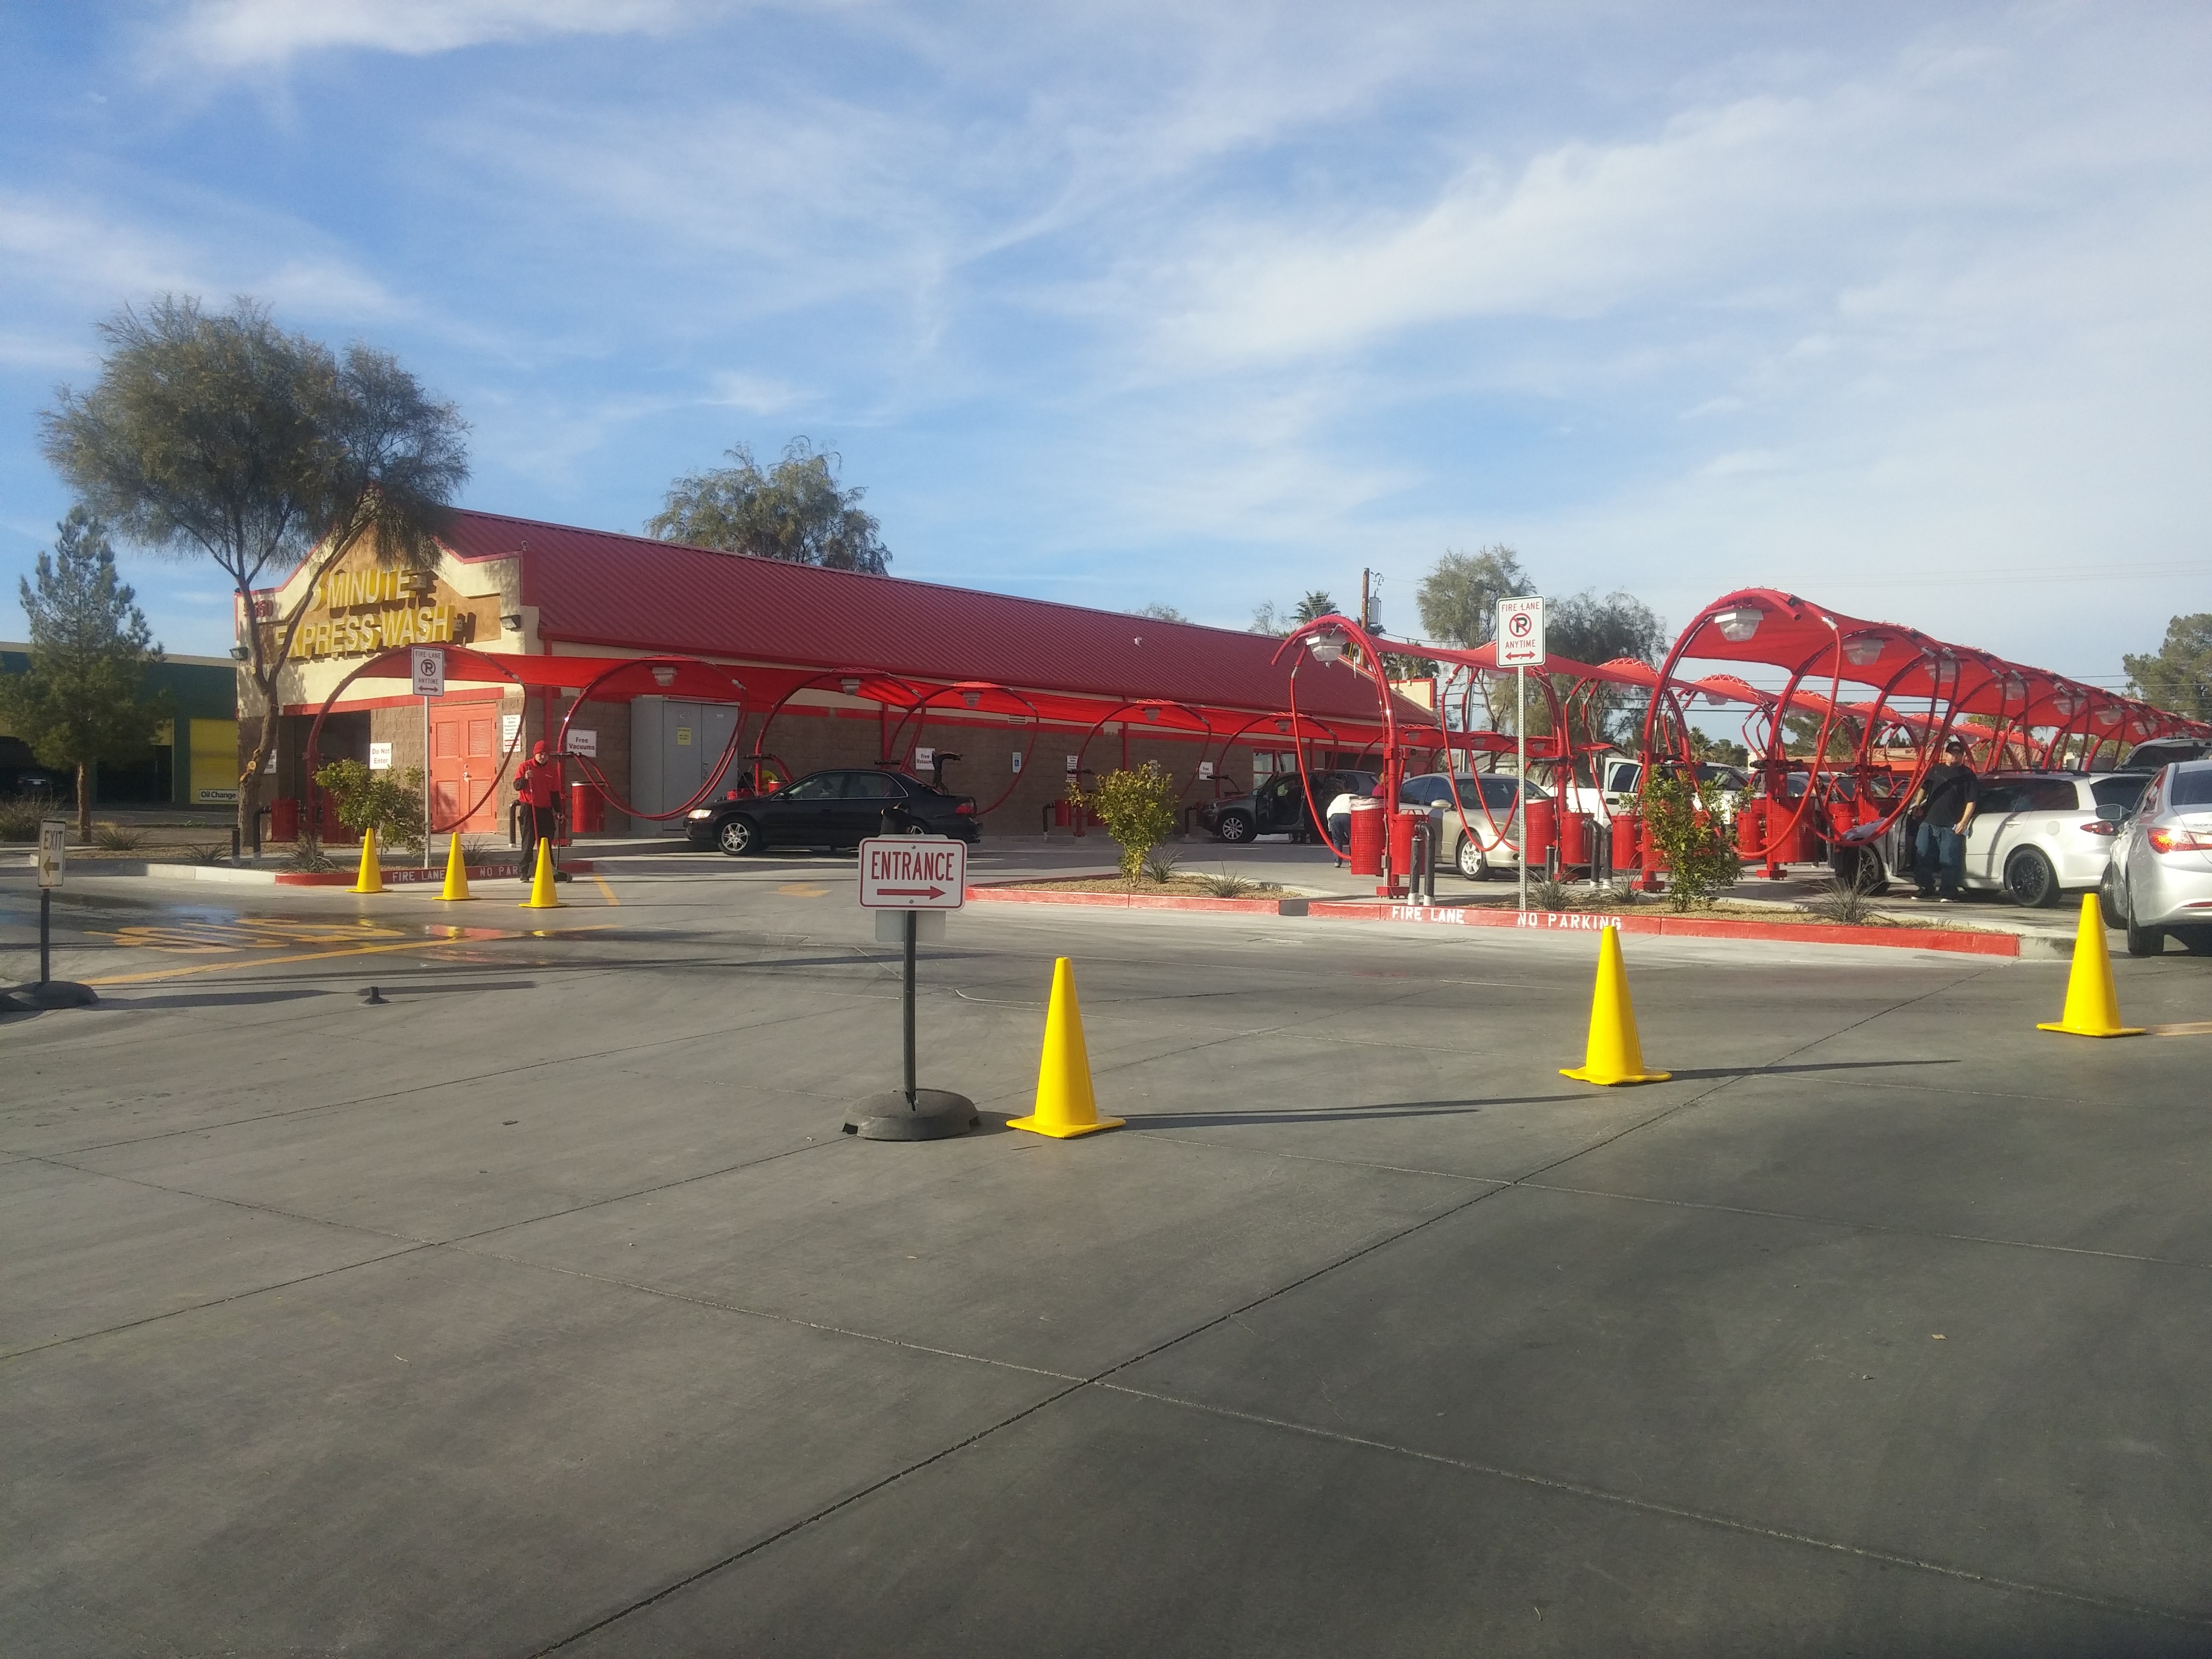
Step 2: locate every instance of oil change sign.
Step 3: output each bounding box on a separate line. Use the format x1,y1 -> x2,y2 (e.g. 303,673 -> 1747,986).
858,836 -> 967,909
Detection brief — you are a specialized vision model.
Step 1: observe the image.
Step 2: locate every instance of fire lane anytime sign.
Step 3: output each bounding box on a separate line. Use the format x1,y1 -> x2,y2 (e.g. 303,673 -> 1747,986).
858,836 -> 967,909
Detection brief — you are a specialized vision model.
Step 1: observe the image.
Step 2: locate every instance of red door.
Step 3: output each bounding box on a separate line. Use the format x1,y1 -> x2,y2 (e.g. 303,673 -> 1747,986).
429,701 -> 500,833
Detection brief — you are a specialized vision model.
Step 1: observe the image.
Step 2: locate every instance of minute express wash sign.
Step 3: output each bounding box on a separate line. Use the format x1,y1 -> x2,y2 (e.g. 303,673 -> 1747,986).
279,552 -> 490,661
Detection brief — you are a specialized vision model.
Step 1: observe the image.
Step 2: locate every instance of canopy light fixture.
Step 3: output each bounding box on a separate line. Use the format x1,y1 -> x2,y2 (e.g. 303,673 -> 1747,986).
1305,627 -> 1347,665
1143,706 -> 1160,722
2000,673 -> 2027,701
1843,638 -> 1884,666
962,690 -> 983,709
840,677 -> 861,696
2094,707 -> 2120,727
500,612 -> 523,631
650,665 -> 677,688
228,645 -> 250,661
2052,690 -> 2085,718
1711,606 -> 1763,643
1275,719 -> 1291,734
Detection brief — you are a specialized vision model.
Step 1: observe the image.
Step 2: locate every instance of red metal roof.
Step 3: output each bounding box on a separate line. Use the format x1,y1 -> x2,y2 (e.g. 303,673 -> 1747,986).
438,509 -> 1392,724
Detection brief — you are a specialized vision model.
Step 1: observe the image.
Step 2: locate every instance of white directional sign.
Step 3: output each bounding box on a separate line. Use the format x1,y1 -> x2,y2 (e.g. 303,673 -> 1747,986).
37,819 -> 66,889
1497,596 -> 1546,668
859,836 -> 967,910
410,646 -> 445,698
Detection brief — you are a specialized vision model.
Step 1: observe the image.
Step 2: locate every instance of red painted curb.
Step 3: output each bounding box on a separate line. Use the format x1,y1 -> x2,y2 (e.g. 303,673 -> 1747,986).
272,860 -> 596,887
965,885 -> 1291,915
1302,900 -> 2020,957
961,881 -> 2017,955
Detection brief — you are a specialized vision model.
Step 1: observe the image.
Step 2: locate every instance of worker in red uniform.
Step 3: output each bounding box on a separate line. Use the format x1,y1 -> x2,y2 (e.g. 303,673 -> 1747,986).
514,740 -> 563,881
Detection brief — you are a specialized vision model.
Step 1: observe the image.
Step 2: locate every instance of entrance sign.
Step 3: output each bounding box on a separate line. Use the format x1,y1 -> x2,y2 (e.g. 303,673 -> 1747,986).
410,647 -> 445,697
37,819 -> 66,889
859,836 -> 967,910
1498,597 -> 1546,668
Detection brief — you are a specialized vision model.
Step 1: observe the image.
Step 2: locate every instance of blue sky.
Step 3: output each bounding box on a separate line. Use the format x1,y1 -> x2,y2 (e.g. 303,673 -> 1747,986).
2,2 -> 2207,694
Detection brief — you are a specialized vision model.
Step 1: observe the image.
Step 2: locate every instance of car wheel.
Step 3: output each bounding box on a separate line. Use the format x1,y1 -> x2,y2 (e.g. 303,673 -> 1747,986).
1215,811 -> 1252,844
2124,890 -> 2164,957
2098,869 -> 2125,932
2002,847 -> 2059,909
1833,846 -> 1888,896
1455,836 -> 1489,881
715,817 -> 758,857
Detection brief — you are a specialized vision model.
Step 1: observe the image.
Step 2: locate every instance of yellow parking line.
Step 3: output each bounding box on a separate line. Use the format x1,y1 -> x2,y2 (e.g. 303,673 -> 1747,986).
86,925 -> 618,987
2148,1020 -> 2212,1037
591,873 -> 618,905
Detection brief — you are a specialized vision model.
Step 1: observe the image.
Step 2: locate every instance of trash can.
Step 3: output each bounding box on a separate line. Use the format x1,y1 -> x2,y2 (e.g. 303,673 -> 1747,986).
1611,810 -> 1640,875
569,780 -> 605,835
1521,798 -> 1556,872
1735,797 -> 1766,855
1387,809 -> 1420,881
268,795 -> 300,843
1348,797 -> 1385,877
1557,809 -> 1591,870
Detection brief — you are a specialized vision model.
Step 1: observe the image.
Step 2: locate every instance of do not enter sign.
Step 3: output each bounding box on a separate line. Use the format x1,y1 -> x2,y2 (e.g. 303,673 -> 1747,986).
859,836 -> 967,909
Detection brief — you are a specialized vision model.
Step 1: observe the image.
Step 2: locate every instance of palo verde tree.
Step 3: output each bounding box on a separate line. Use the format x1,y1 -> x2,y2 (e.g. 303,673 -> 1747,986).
0,508 -> 173,840
41,297 -> 468,842
648,438 -> 890,573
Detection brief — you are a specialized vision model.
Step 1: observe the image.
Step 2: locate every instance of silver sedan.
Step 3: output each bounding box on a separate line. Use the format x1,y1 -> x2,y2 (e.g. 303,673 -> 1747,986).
2102,759 -> 2212,957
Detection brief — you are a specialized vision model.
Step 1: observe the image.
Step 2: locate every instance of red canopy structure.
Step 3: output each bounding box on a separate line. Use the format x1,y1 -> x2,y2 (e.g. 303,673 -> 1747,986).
1644,588 -> 2212,864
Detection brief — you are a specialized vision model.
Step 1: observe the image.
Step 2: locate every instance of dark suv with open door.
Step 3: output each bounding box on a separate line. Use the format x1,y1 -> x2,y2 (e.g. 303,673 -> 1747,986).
1202,770 -> 1378,844
686,768 -> 979,856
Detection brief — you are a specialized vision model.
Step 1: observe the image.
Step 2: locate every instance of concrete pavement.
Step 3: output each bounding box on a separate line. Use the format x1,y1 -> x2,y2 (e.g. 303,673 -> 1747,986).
3,853 -> 2209,1656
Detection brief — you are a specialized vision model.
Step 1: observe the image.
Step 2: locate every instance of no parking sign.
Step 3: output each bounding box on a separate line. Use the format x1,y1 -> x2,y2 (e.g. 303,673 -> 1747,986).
1498,597 -> 1546,668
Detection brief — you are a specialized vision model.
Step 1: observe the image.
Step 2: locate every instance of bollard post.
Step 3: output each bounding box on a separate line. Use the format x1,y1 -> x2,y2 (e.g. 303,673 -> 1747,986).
903,907 -> 918,1106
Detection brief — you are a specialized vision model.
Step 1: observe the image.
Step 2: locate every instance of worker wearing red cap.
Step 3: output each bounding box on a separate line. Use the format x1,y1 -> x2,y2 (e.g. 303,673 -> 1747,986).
514,740 -> 563,881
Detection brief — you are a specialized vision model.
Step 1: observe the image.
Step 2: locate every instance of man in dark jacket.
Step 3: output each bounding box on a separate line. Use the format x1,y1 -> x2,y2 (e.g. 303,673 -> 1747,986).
1909,736 -> 1979,901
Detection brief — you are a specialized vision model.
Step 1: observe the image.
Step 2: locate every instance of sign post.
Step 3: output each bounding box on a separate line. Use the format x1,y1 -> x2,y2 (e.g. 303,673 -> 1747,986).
845,835 -> 977,1141
1497,597 -> 1547,914
23,820 -> 95,1008
412,648 -> 443,869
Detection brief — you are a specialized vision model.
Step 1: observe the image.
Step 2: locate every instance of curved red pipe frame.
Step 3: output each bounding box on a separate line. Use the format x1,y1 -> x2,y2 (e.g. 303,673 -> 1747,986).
556,655 -> 750,823
300,644 -> 532,841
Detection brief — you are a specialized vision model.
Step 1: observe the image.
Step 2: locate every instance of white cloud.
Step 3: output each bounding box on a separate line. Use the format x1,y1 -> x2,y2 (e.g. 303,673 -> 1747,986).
160,0 -> 700,70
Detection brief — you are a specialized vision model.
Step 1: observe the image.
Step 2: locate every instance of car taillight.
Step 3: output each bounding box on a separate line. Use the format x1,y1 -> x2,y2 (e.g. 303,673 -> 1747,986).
955,801 -> 975,815
2080,820 -> 2118,836
2147,826 -> 2212,853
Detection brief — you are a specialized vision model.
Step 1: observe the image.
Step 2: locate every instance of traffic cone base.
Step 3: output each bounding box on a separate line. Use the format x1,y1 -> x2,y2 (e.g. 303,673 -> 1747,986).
1561,925 -> 1671,1086
350,826 -> 383,894
437,834 -> 475,902
2037,893 -> 2142,1038
1010,957 -> 1124,1138
520,838 -> 563,909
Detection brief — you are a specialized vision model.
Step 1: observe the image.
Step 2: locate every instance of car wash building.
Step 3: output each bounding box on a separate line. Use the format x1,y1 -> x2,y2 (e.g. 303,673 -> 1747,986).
239,509 -> 1407,840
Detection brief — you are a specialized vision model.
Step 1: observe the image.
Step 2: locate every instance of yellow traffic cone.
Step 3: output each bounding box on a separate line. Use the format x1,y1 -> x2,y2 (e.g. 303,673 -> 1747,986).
521,837 -> 562,909
350,826 -> 383,894
2037,893 -> 2143,1038
1560,925 -> 1671,1086
1009,957 -> 1124,1137
437,834 -> 474,902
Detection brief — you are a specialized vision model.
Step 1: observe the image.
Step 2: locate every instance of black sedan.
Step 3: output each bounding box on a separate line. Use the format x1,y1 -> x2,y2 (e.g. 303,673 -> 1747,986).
686,767 -> 979,856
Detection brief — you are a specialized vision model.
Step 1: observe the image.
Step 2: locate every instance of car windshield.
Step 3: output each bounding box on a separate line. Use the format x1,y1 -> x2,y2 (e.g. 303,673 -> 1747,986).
2091,775 -> 2150,810
2170,766 -> 2212,808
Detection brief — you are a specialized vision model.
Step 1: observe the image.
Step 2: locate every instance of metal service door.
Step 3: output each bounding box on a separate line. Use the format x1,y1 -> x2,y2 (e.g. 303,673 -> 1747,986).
429,698 -> 500,832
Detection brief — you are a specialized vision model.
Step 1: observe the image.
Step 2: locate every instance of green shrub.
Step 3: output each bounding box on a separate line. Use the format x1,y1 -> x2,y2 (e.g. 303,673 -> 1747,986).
0,794 -> 58,842
312,759 -> 425,854
91,820 -> 144,850
1527,874 -> 1571,911
1640,767 -> 1742,911
1075,761 -> 1180,885
1201,869 -> 1256,898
